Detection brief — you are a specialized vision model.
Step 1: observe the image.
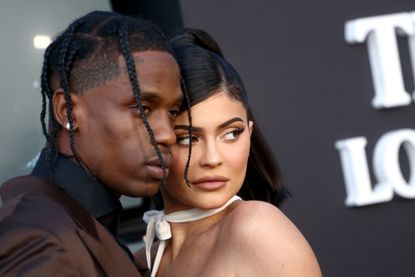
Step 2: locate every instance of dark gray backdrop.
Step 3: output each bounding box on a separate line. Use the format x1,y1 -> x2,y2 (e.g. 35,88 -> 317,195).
176,1 -> 415,276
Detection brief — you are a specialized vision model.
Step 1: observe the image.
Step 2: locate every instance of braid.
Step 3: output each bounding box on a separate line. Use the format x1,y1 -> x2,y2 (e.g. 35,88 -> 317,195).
181,77 -> 193,187
40,11 -> 174,179
118,23 -> 168,183
41,44 -> 57,177
40,45 -> 53,144
57,21 -> 89,172
42,36 -> 69,175
64,45 -> 79,76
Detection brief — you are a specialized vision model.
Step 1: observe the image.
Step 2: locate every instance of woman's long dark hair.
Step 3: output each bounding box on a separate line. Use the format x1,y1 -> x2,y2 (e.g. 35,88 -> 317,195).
170,29 -> 288,206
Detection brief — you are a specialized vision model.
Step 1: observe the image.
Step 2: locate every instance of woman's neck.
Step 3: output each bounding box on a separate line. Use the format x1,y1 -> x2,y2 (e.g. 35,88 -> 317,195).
166,204 -> 234,259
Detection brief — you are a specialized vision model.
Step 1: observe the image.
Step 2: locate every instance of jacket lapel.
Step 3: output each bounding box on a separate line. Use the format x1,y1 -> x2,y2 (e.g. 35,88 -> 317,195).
77,226 -> 140,276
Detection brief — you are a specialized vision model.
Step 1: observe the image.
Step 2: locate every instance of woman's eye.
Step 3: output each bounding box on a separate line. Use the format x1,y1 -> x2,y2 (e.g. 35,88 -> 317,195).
223,128 -> 244,141
176,136 -> 199,145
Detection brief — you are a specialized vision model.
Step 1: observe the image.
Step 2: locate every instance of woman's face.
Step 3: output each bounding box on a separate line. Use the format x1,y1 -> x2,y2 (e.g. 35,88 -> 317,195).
163,91 -> 253,212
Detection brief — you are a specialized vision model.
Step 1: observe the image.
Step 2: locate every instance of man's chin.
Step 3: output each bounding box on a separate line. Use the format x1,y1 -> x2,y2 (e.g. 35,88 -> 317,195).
125,181 -> 161,198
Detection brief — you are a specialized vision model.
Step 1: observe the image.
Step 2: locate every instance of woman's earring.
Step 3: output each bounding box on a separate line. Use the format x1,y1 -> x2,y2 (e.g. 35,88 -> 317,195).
65,123 -> 70,130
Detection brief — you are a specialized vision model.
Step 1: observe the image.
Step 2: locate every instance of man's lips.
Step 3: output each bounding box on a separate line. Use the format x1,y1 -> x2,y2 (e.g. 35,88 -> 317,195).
145,165 -> 169,180
146,153 -> 172,167
145,154 -> 171,180
191,176 -> 229,191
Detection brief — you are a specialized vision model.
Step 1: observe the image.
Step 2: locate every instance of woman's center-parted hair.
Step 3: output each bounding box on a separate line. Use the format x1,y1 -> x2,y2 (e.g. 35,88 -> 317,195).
40,11 -> 192,185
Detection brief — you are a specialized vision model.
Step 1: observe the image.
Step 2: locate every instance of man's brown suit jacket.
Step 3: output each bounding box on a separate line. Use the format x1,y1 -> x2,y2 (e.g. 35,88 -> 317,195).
0,175 -> 143,276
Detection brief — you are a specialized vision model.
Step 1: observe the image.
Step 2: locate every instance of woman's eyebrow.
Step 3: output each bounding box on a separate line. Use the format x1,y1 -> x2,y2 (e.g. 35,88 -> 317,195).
217,117 -> 244,129
174,125 -> 202,131
174,117 -> 244,131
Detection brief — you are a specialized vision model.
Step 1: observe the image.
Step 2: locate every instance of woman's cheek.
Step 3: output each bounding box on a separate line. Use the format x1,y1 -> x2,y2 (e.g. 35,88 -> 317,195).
228,140 -> 250,175
232,136 -> 250,158
170,144 -> 197,177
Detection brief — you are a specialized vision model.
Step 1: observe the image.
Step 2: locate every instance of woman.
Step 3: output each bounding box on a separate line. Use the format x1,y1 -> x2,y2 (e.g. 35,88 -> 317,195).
138,29 -> 322,277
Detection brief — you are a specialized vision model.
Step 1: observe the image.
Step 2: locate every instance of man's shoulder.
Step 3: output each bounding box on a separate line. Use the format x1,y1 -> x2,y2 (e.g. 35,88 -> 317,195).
0,188 -> 77,233
0,185 -> 81,275
0,221 -> 81,276
1,175 -> 46,202
0,175 -> 79,234
0,195 -> 108,277
0,178 -> 96,276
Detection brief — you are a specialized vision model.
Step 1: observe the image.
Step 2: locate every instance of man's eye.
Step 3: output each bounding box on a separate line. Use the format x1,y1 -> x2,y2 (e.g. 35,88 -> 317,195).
169,109 -> 180,118
176,136 -> 199,145
142,105 -> 151,116
130,104 -> 151,116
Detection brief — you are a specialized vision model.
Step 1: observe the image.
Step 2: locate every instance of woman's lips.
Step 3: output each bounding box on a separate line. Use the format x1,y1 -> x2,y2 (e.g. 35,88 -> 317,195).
191,176 -> 229,191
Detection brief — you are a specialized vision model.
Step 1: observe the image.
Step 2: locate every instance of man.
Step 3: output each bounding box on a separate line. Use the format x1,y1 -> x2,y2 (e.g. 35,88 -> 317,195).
0,11 -> 183,276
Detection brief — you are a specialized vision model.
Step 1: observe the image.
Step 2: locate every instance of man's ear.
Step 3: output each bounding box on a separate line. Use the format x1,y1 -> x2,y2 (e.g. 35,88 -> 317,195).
52,89 -> 80,131
248,120 -> 254,136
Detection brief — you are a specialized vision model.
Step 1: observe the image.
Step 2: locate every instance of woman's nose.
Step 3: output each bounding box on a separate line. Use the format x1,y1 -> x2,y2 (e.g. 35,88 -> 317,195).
199,141 -> 222,168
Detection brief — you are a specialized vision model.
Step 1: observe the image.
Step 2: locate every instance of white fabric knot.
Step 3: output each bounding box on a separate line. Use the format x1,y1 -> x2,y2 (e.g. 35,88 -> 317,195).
142,209 -> 170,274
155,219 -> 171,240
143,210 -> 172,241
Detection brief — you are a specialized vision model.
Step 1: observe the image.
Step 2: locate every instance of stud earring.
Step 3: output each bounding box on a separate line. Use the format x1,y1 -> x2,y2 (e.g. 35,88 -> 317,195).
65,123 -> 70,130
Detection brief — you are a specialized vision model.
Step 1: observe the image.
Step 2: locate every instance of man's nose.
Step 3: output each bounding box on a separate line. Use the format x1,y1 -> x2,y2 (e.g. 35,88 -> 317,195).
152,113 -> 176,147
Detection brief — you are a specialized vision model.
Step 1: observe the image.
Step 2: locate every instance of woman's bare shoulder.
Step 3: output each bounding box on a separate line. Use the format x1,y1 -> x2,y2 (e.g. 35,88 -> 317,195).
218,200 -> 322,276
223,200 -> 293,235
228,200 -> 285,220
221,201 -> 300,248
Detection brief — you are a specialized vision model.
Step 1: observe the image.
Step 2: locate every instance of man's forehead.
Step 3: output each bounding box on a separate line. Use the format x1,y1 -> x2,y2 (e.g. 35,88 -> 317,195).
127,51 -> 182,105
117,50 -> 175,66
140,91 -> 183,105
68,50 -> 176,94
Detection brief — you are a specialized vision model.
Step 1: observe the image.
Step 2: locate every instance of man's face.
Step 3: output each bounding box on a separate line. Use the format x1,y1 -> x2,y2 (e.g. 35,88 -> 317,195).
73,51 -> 182,197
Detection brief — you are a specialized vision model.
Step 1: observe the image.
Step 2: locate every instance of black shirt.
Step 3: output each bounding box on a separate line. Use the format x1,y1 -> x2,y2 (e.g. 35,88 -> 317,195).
32,148 -> 133,258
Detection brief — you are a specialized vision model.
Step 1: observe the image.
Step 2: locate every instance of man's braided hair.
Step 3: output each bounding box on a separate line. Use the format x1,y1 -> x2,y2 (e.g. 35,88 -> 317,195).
40,11 -> 192,184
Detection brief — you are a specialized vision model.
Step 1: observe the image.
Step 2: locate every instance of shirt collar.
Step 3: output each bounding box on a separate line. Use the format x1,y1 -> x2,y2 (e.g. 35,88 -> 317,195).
32,148 -> 122,222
